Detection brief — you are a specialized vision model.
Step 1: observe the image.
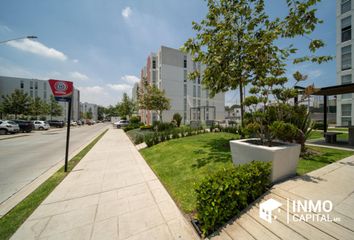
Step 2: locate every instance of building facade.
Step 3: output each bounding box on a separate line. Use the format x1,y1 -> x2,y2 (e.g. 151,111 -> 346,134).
337,0 -> 353,126
0,76 -> 80,121
80,102 -> 98,121
139,46 -> 225,125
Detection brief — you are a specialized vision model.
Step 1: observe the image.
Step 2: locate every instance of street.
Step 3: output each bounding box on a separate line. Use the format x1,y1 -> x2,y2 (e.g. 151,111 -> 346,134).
0,123 -> 109,204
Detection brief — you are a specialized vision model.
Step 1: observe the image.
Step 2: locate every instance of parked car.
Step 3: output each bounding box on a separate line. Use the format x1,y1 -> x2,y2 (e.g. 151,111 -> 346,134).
13,120 -> 34,133
114,120 -> 129,129
47,120 -> 65,128
0,120 -> 20,135
70,121 -> 78,126
33,120 -> 50,130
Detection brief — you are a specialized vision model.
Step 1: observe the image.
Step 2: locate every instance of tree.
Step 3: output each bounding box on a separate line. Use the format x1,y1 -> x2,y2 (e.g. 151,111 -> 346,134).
1,89 -> 31,118
183,0 -> 331,127
97,106 -> 105,120
172,113 -> 182,127
86,108 -> 93,119
138,81 -> 170,122
117,93 -> 135,119
29,97 -> 48,119
49,95 -> 63,120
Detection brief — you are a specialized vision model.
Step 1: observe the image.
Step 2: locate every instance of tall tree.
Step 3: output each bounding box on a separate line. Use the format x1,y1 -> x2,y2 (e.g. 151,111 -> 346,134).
138,82 -> 170,122
117,93 -> 135,119
183,0 -> 331,126
97,106 -> 105,120
1,89 -> 31,118
29,97 -> 47,119
49,95 -> 63,120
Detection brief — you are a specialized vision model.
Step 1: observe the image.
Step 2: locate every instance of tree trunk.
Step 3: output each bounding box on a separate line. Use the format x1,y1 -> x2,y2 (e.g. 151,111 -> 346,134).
159,111 -> 163,122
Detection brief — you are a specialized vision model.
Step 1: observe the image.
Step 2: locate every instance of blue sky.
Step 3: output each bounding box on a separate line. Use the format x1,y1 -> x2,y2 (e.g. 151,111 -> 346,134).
0,0 -> 336,106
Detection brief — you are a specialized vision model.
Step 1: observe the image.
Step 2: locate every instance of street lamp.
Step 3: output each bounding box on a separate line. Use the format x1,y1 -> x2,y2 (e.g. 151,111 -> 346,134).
0,35 -> 38,44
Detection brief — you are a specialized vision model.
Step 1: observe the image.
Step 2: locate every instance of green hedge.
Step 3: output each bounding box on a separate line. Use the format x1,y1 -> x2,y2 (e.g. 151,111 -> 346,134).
195,161 -> 271,236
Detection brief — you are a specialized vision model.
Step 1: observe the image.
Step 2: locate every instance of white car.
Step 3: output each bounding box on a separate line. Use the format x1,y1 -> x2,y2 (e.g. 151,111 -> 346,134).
70,121 -> 78,126
33,120 -> 50,130
0,120 -> 20,134
113,120 -> 129,128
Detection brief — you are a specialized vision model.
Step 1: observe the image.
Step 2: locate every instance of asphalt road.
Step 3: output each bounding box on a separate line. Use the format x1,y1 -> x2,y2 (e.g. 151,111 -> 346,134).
0,123 -> 109,204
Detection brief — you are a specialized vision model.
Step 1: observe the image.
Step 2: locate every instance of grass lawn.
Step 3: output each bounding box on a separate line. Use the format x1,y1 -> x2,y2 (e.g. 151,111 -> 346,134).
0,129 -> 108,240
140,132 -> 353,214
141,132 -> 237,213
309,130 -> 349,141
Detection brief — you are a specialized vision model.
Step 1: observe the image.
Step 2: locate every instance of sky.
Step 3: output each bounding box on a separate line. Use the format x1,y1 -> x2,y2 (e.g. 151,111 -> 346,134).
0,0 -> 336,107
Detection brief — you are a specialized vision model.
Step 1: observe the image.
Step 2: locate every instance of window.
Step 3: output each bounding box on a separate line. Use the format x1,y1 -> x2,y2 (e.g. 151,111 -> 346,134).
193,85 -> 196,97
206,100 -> 209,107
30,90 -> 33,97
342,104 -> 352,116
198,86 -> 201,98
35,82 -> 38,90
183,56 -> 187,68
342,0 -> 351,14
159,66 -> 161,79
342,75 -> 352,99
342,16 -> 351,42
342,45 -> 352,70
30,81 -> 33,89
152,71 -> 157,83
197,76 -> 201,84
152,59 -> 156,69
35,91 -> 38,98
20,81 -> 24,89
193,99 -> 196,107
44,91 -> 47,100
198,99 -> 201,106
184,70 -> 187,82
184,112 -> 187,121
184,84 -> 187,96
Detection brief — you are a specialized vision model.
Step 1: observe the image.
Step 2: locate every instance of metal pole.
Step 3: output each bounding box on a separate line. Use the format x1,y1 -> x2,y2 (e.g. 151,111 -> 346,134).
64,98 -> 72,172
323,95 -> 327,133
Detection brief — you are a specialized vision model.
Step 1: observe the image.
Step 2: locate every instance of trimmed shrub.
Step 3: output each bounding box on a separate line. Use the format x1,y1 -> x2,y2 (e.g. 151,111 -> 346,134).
130,116 -> 141,124
153,121 -> 175,132
195,161 -> 271,236
134,133 -> 144,145
172,113 -> 182,127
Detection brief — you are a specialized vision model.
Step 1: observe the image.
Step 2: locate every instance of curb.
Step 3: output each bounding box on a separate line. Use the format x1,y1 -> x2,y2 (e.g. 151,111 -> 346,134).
0,126 -> 109,218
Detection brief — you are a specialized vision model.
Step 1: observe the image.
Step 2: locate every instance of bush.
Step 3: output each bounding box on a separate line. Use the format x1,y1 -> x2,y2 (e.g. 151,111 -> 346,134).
140,125 -> 153,130
130,116 -> 141,124
134,133 -> 144,144
172,113 -> 182,127
313,121 -> 327,130
123,122 -> 143,132
195,161 -> 271,236
153,121 -> 175,132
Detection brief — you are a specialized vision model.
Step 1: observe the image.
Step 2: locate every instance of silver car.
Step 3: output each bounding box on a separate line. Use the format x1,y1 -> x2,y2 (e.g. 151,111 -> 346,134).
114,120 -> 129,128
0,120 -> 20,135
33,120 -> 50,130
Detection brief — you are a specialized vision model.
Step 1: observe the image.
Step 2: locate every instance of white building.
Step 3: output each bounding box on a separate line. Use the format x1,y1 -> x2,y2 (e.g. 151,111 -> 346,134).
80,102 -> 98,121
138,46 -> 225,125
0,76 -> 80,121
337,0 -> 353,126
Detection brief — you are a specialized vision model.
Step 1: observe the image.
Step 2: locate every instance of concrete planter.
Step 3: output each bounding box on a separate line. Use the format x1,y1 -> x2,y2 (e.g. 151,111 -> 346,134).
230,138 -> 301,183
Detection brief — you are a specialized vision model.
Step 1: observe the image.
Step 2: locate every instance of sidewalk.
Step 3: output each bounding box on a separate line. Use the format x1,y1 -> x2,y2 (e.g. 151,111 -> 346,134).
11,128 -> 198,240
211,155 -> 354,240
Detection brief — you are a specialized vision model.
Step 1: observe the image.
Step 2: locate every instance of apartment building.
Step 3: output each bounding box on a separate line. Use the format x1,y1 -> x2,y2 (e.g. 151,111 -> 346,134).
0,76 -> 80,121
80,102 -> 98,121
138,46 -> 225,125
337,0 -> 354,126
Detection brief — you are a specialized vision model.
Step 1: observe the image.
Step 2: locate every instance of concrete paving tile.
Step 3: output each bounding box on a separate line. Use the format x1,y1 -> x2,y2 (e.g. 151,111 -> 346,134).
124,224 -> 174,240
117,183 -> 149,200
96,198 -> 130,221
128,192 -> 156,212
99,189 -> 118,203
40,204 -> 97,238
147,179 -> 164,191
11,217 -> 51,240
118,206 -> 165,239
167,218 -> 198,240
151,187 -> 172,203
41,224 -> 92,240
157,199 -> 180,222
91,217 -> 119,240
64,183 -> 102,200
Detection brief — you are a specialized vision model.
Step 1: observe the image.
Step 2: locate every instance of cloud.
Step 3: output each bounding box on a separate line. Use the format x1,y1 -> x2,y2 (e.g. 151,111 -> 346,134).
122,6 -> 132,19
77,86 -> 104,94
121,75 -> 140,84
73,59 -> 79,63
7,39 -> 68,61
0,24 -> 12,33
308,69 -> 323,79
106,83 -> 131,92
69,71 -> 89,81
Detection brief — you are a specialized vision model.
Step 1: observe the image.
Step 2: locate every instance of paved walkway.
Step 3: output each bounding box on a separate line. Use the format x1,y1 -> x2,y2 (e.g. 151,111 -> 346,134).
211,155 -> 354,240
11,128 -> 198,240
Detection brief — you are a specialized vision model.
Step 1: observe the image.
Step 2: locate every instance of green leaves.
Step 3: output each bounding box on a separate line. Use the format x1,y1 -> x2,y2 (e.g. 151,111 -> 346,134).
195,161 -> 271,236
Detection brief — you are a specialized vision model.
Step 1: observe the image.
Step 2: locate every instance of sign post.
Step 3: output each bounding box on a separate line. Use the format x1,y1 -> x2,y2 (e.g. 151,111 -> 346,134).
48,79 -> 74,172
